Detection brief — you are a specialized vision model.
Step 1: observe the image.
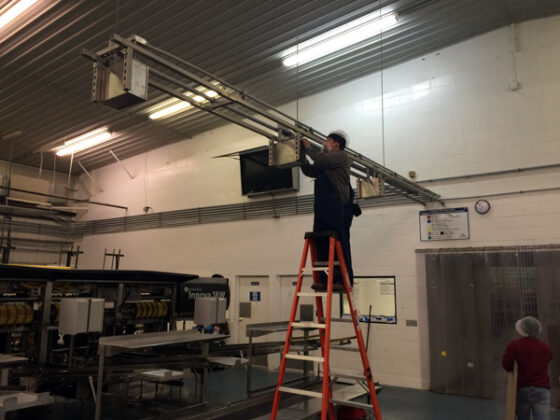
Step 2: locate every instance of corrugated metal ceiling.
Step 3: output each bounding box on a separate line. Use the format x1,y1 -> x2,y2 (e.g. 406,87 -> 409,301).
1,0 -> 559,174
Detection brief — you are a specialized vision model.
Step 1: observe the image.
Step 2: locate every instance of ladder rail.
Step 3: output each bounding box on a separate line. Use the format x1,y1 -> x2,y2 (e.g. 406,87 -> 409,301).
320,237 -> 337,420
271,238 -> 310,419
271,233 -> 382,420
336,240 -> 383,420
309,236 -> 334,419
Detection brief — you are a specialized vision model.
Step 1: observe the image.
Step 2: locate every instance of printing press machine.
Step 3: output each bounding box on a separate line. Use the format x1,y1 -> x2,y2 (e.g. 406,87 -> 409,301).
0,265 -> 242,415
0,265 -> 337,418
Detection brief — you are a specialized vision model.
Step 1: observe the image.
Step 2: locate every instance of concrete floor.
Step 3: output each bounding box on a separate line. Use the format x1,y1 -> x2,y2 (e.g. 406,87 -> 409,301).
208,366 -> 560,420
26,365 -> 560,419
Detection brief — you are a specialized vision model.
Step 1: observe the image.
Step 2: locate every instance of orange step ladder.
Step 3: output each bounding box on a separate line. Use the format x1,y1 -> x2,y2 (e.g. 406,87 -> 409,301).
271,231 -> 382,420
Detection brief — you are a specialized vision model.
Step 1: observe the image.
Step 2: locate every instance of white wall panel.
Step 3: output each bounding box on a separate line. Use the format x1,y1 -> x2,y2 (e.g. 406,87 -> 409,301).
76,16 -> 560,389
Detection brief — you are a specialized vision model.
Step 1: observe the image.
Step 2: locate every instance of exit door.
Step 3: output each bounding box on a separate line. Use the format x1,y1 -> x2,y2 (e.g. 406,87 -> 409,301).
237,275 -> 269,343
280,275 -> 314,321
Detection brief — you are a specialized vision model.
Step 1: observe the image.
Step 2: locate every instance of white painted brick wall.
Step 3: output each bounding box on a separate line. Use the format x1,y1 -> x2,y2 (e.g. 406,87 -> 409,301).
76,16 -> 560,389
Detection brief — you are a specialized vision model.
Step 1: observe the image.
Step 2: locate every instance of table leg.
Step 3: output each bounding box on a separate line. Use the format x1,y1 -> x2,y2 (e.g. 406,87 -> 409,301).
247,335 -> 253,397
94,345 -> 105,420
0,368 -> 8,386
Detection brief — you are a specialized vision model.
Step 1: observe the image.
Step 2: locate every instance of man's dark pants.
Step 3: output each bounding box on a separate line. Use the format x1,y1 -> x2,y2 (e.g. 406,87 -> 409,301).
313,175 -> 354,286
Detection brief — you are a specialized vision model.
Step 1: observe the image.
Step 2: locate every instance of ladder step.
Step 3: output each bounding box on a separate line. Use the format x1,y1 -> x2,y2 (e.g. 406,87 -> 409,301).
292,322 -> 326,329
330,345 -> 360,352
330,398 -> 373,411
302,267 -> 329,272
330,318 -> 353,323
330,371 -> 367,381
279,386 -> 323,399
298,292 -> 328,297
314,261 -> 340,267
289,344 -> 318,352
285,354 -> 324,363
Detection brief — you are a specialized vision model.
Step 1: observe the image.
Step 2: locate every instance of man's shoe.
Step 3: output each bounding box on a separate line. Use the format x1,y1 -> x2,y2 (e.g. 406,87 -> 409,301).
311,282 -> 326,291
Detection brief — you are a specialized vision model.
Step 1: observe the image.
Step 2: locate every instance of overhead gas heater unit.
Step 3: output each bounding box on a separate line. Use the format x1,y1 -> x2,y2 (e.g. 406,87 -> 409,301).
82,34 -> 442,206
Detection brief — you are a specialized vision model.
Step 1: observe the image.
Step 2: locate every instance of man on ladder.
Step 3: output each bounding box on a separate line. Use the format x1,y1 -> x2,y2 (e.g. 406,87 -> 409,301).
301,131 -> 355,292
271,131 -> 381,420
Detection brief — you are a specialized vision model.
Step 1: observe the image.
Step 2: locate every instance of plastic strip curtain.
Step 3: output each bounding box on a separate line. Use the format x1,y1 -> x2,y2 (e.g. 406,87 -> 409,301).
424,248 -> 560,405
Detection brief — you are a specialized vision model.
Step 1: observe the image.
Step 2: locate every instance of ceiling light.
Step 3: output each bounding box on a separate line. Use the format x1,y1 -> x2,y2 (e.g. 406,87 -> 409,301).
148,85 -> 219,119
283,12 -> 397,67
149,100 -> 191,120
0,0 -> 38,30
54,128 -> 112,156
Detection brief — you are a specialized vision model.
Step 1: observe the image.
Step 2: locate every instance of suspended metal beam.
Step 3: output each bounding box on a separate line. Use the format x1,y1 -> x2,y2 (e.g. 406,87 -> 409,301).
77,160 -> 104,192
83,34 -> 442,205
109,150 -> 134,180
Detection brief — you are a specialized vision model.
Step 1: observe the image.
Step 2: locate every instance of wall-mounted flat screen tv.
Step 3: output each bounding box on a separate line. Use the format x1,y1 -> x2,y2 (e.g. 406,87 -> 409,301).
240,147 -> 299,197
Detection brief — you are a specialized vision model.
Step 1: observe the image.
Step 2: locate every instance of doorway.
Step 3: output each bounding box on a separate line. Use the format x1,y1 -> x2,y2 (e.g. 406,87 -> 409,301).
236,275 -> 269,344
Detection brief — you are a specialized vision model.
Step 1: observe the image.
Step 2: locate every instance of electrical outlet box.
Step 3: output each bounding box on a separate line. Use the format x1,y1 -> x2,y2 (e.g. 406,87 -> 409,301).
59,298 -> 105,335
88,298 -> 105,332
59,299 -> 89,335
194,297 -> 227,325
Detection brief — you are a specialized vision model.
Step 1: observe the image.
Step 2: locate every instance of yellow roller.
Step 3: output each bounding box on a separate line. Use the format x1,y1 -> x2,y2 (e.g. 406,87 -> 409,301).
0,305 -> 7,326
156,301 -> 165,317
135,302 -> 142,319
23,304 -> 33,324
162,302 -> 169,317
6,304 -> 17,326
139,302 -> 147,319
15,304 -> 25,325
145,302 -> 154,319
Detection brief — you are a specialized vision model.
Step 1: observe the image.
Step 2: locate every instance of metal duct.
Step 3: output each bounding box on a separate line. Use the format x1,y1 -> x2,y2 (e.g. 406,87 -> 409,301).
1,188 -> 417,239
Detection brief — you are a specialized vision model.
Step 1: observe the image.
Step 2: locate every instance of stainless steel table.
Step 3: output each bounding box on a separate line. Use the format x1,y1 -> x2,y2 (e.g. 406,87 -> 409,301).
0,354 -> 28,387
94,330 -> 227,420
245,321 -> 320,397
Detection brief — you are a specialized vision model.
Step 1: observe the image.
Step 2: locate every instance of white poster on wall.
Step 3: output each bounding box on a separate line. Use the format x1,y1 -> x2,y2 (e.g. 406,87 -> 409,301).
419,207 -> 470,241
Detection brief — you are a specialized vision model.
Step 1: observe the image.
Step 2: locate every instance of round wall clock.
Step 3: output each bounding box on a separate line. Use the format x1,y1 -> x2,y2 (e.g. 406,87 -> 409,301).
475,199 -> 491,215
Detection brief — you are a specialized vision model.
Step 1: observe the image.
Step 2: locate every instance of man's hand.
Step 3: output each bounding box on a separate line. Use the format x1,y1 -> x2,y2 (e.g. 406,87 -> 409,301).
301,138 -> 310,149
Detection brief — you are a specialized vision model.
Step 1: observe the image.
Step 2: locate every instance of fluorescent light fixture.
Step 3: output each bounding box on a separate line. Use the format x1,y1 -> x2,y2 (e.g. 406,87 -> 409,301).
283,11 -> 397,67
0,0 -> 38,30
148,85 -> 219,120
54,128 -> 112,156
149,100 -> 191,120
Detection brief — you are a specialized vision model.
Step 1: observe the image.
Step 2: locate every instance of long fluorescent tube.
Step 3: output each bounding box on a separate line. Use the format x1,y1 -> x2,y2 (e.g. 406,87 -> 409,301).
283,12 -> 397,67
148,85 -> 219,120
54,128 -> 112,156
0,0 -> 38,30
149,100 -> 191,120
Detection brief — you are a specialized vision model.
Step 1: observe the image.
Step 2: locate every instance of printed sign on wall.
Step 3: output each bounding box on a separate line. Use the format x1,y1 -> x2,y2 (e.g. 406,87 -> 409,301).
419,208 -> 469,241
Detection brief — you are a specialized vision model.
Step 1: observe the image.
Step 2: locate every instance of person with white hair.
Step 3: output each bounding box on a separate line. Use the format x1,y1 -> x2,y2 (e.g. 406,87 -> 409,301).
301,131 -> 355,292
502,316 -> 553,420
